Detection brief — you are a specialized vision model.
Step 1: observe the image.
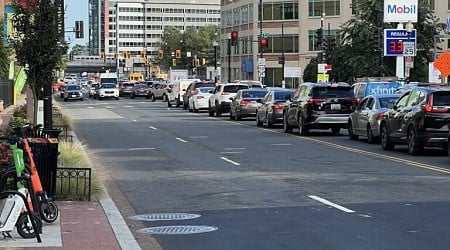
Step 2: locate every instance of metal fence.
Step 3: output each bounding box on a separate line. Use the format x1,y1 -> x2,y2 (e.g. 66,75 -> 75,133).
56,167 -> 91,201
0,79 -> 14,108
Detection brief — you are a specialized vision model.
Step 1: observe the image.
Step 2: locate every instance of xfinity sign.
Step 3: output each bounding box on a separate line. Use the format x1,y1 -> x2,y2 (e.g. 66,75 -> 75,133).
384,0 -> 418,23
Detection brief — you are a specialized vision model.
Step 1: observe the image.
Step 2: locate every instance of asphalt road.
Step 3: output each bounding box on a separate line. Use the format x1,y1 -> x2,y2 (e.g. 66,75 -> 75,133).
58,94 -> 450,250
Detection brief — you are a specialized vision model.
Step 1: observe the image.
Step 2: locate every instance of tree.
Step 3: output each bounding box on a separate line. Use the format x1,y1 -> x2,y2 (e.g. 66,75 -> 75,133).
0,19 -> 13,78
304,0 -> 444,83
158,25 -> 219,72
11,0 -> 67,126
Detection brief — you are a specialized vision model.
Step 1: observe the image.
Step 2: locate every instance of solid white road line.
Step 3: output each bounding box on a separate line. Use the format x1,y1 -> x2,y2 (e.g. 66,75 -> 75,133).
224,147 -> 247,150
270,143 -> 292,146
128,147 -> 156,151
308,195 -> 355,213
176,137 -> 188,143
149,126 -> 157,130
132,119 -> 137,122
220,157 -> 240,166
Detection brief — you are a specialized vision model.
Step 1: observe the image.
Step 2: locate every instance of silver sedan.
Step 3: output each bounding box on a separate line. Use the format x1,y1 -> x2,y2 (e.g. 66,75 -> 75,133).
348,94 -> 401,144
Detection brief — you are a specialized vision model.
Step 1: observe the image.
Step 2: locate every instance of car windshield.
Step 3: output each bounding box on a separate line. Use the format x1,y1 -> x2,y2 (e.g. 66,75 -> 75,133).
312,86 -> 354,98
67,85 -> 81,91
432,92 -> 450,106
274,90 -> 294,100
379,97 -> 399,108
198,87 -> 214,93
241,90 -> 268,98
223,85 -> 248,93
196,82 -> 215,88
101,84 -> 116,89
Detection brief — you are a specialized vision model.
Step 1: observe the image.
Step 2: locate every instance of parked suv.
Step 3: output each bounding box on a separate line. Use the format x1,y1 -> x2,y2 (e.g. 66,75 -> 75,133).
379,86 -> 450,155
283,82 -> 358,135
208,83 -> 249,117
182,80 -> 215,109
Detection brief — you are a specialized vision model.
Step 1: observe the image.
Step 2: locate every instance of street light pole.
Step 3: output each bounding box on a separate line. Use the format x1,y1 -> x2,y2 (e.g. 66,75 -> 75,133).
213,40 -> 218,83
115,4 -> 120,78
259,0 -> 264,83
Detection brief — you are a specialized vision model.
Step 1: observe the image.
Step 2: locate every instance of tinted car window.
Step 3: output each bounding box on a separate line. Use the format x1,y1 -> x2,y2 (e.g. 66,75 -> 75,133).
241,90 -> 268,98
379,97 -> 399,108
274,90 -> 294,100
135,84 -> 147,89
198,87 -> 214,93
223,85 -> 248,93
433,92 -> 450,106
196,82 -> 215,88
312,86 -> 354,98
67,85 -> 81,91
102,84 -> 116,89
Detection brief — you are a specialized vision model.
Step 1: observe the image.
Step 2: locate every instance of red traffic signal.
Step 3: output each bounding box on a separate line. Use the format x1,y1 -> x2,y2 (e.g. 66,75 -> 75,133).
231,31 -> 238,46
259,38 -> 268,48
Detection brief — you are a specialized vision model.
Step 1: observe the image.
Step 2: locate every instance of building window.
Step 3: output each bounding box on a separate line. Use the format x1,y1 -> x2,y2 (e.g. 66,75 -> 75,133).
241,5 -> 248,24
309,0 -> 340,17
262,2 -> 298,20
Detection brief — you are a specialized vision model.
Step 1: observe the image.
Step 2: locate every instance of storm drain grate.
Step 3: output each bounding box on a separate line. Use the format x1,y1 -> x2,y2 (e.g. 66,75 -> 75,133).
139,225 -> 218,235
129,213 -> 201,221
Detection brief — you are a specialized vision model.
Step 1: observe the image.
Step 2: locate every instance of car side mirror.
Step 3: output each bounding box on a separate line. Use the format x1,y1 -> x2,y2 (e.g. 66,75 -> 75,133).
182,88 -> 186,91
229,97 -> 234,101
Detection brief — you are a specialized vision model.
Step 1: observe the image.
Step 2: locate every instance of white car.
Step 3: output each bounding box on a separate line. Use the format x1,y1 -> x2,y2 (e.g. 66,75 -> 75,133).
96,83 -> 119,100
208,83 -> 249,117
188,87 -> 215,112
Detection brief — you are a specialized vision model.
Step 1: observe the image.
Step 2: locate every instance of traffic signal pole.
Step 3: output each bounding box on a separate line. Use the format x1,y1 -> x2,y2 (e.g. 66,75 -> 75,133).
259,0 -> 264,83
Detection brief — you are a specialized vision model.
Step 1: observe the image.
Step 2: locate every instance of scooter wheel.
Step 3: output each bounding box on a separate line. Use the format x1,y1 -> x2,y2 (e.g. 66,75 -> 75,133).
17,213 -> 42,239
41,201 -> 59,223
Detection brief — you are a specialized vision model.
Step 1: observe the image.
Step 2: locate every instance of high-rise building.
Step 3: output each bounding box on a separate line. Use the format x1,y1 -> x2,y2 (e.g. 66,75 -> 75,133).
221,0 -> 447,87
88,0 -> 220,60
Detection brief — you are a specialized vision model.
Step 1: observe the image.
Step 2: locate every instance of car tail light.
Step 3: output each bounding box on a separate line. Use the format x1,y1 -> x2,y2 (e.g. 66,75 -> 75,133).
196,96 -> 204,99
307,98 -> 325,103
347,98 -> 359,103
423,95 -> 449,113
221,92 -> 229,95
272,104 -> 284,110
377,112 -> 385,121
240,100 -> 250,106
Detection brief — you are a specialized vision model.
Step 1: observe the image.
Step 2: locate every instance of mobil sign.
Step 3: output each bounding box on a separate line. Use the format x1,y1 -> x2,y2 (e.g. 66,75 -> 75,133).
384,0 -> 418,23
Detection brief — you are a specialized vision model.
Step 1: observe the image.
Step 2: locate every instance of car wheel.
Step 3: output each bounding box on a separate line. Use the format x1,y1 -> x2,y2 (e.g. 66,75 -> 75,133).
215,104 -> 221,117
447,139 -> 450,160
380,123 -> 395,150
130,95 -> 135,99
266,113 -> 273,128
256,112 -> 262,126
283,113 -> 293,133
63,98 -> 67,102
298,116 -> 309,136
331,127 -> 340,135
193,103 -> 198,113
188,103 -> 193,112
175,98 -> 180,108
151,94 -> 156,102
230,109 -> 235,120
167,99 -> 172,107
348,121 -> 359,140
367,125 -> 376,144
407,126 -> 423,155
208,104 -> 214,116
236,111 -> 242,121
162,94 -> 167,102
115,97 -> 119,100
80,98 -> 83,101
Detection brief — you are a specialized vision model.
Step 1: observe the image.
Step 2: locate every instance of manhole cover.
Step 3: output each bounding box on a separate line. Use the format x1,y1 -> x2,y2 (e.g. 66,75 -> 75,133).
129,213 -> 201,221
139,225 -> 218,235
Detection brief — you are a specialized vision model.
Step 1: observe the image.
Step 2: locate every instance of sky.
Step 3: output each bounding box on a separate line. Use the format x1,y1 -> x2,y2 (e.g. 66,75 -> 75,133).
65,0 -> 89,49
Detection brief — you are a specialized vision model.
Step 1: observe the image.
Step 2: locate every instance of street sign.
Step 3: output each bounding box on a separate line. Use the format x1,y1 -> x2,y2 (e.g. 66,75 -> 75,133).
384,29 -> 416,56
434,51 -> 450,77
284,67 -> 301,78
262,33 -> 269,38
258,58 -> 266,66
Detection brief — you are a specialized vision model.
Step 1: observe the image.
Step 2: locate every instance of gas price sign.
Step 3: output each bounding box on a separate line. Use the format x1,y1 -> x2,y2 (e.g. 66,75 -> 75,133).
384,29 -> 416,56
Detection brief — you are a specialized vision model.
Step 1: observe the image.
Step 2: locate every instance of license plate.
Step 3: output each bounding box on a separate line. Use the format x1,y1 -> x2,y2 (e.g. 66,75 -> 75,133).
331,104 -> 341,110
71,95 -> 77,97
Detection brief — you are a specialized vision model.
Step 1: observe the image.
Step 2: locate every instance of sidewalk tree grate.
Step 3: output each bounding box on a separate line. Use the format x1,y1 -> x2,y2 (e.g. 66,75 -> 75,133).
139,225 -> 218,235
129,213 -> 201,221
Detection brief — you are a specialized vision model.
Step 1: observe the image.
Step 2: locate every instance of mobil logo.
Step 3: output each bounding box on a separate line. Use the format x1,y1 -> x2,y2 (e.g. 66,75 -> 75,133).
387,4 -> 417,14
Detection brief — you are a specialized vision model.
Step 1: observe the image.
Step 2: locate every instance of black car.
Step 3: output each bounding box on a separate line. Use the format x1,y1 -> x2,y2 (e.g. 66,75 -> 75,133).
380,86 -> 450,155
283,82 -> 358,135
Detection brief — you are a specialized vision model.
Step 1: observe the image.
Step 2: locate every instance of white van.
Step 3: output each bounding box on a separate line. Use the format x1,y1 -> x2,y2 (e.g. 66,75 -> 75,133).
167,78 -> 200,107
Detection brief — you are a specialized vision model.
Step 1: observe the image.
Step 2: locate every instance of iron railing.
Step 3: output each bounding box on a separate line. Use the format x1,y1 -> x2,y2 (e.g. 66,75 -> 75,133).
56,167 -> 91,201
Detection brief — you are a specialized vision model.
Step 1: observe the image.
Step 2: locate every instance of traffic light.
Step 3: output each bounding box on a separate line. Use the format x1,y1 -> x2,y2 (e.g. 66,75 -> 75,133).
195,58 -> 200,67
140,50 -> 146,58
175,49 -> 181,58
329,38 -> 336,51
158,49 -> 164,59
259,37 -> 268,52
114,52 -> 118,59
172,59 -> 176,66
315,28 -> 323,48
231,31 -> 238,46
100,52 -> 104,59
322,38 -> 329,51
122,51 -> 127,58
75,21 -> 83,39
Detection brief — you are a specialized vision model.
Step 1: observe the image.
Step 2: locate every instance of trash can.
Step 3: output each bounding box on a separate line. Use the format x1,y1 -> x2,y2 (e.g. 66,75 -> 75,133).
28,128 -> 61,198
